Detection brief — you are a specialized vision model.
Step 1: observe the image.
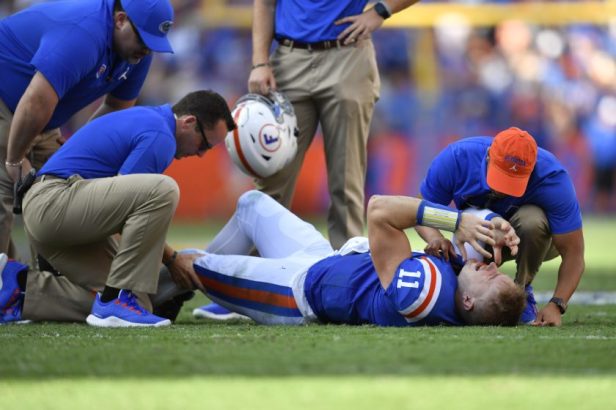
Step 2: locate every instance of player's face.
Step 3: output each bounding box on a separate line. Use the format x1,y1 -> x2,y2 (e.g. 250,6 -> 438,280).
175,118 -> 229,159
113,13 -> 151,64
458,260 -> 513,296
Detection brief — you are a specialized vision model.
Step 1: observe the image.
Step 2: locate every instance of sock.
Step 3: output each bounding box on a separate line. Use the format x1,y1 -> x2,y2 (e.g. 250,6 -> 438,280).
17,269 -> 28,292
100,286 -> 121,303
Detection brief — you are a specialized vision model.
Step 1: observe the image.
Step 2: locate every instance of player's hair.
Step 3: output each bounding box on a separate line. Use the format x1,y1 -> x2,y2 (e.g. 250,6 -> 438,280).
462,282 -> 526,326
114,0 -> 124,13
172,90 -> 236,132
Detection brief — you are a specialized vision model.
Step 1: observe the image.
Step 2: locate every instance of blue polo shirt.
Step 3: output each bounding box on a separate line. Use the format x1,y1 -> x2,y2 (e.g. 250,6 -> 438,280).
39,104 -> 176,179
0,0 -> 151,130
420,137 -> 582,235
275,0 -> 368,42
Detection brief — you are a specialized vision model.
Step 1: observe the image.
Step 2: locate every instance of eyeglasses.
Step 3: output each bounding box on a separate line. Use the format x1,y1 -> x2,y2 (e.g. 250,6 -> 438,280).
196,120 -> 213,152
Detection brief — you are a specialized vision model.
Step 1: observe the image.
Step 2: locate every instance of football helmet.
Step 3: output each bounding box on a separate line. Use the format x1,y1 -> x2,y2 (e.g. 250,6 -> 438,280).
225,91 -> 298,178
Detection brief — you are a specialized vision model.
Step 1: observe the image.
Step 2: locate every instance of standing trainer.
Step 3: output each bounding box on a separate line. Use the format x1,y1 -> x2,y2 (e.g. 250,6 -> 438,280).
0,0 -> 174,259
248,0 -> 419,248
417,127 -> 585,326
0,91 -> 235,327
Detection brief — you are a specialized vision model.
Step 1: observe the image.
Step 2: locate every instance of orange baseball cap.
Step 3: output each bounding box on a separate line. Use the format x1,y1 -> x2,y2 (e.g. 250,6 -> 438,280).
486,127 -> 538,197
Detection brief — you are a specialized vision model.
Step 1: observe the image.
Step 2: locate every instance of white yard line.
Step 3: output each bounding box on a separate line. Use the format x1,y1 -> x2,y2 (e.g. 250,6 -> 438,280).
535,291 -> 616,305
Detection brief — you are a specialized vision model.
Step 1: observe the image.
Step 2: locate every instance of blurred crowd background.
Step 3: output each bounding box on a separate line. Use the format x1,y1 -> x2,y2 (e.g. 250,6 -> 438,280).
2,0 -> 615,218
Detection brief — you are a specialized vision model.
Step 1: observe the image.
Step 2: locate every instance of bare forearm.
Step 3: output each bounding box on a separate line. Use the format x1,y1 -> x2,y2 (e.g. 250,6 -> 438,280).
368,195 -> 423,232
7,89 -> 55,162
415,225 -> 445,243
252,0 -> 275,64
554,255 -> 585,303
551,229 -> 585,303
368,195 -> 420,287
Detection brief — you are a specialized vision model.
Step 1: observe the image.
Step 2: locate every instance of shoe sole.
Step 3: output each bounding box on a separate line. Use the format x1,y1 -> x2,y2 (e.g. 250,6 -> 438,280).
192,308 -> 249,321
86,314 -> 171,328
0,319 -> 31,325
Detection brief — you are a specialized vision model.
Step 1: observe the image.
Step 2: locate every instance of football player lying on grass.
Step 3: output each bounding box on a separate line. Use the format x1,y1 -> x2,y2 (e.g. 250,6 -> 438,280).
185,190 -> 525,326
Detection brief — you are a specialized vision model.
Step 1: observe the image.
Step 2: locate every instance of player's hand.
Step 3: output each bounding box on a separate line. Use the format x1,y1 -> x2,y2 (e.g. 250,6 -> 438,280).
248,65 -> 277,95
168,253 -> 205,292
335,8 -> 384,45
424,237 -> 456,261
455,213 -> 495,261
490,217 -> 520,265
6,158 -> 32,184
533,303 -> 562,326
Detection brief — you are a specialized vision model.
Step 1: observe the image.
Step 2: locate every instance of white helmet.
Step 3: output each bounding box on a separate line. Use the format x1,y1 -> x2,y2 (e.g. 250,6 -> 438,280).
452,208 -> 497,261
225,91 -> 298,178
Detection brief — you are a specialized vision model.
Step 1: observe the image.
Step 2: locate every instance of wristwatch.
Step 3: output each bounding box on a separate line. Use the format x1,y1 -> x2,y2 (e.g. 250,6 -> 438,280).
373,2 -> 392,20
549,297 -> 567,314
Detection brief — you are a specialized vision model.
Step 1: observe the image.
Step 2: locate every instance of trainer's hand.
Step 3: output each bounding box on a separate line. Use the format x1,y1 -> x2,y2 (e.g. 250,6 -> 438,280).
534,303 -> 562,327
5,158 -> 32,184
490,217 -> 519,265
455,213 -> 495,261
168,253 -> 205,292
424,237 -> 456,261
248,65 -> 277,95
335,8 -> 384,45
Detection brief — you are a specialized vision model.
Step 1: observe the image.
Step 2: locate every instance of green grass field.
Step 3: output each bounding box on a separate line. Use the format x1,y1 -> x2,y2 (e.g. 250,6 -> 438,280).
1,216 -> 615,409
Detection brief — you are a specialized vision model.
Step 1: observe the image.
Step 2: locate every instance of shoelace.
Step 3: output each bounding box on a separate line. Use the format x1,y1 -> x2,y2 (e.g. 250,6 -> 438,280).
118,291 -> 148,316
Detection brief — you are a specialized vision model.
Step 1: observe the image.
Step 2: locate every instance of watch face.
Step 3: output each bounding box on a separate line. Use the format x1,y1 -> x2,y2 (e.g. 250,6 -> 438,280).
374,3 -> 390,19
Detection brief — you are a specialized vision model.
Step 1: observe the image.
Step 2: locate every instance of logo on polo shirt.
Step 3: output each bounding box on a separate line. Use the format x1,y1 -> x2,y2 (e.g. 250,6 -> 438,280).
96,64 -> 107,79
159,21 -> 173,34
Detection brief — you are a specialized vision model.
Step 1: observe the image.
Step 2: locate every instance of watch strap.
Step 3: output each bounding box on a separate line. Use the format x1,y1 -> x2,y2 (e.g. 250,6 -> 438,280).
373,2 -> 392,20
549,297 -> 567,314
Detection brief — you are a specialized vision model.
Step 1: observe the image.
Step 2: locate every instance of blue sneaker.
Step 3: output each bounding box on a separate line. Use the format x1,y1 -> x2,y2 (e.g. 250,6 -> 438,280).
192,303 -> 248,321
520,284 -> 538,324
0,290 -> 29,325
0,253 -> 18,308
86,290 -> 171,328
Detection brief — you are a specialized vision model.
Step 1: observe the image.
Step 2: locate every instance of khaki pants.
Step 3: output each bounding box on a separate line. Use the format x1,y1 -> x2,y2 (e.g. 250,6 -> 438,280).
0,98 -> 61,260
501,205 -> 560,285
21,173 -> 179,321
257,40 -> 380,248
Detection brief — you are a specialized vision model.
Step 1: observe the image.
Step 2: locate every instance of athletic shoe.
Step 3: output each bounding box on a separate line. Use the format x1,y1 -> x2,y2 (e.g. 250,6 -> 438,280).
86,290 -> 171,328
0,291 -> 29,325
0,254 -> 30,310
192,302 -> 248,321
520,284 -> 538,324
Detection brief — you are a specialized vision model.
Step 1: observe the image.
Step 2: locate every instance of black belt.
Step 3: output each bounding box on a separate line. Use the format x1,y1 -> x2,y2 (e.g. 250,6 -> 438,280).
33,174 -> 65,184
277,37 -> 354,51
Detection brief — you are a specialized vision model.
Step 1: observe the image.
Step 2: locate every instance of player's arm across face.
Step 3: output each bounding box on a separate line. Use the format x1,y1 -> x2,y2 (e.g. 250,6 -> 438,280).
367,195 -> 418,289
413,194 -> 457,261
368,195 -> 499,289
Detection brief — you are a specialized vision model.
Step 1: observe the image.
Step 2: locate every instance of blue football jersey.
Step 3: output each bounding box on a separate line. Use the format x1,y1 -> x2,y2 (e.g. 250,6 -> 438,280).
304,252 -> 463,326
